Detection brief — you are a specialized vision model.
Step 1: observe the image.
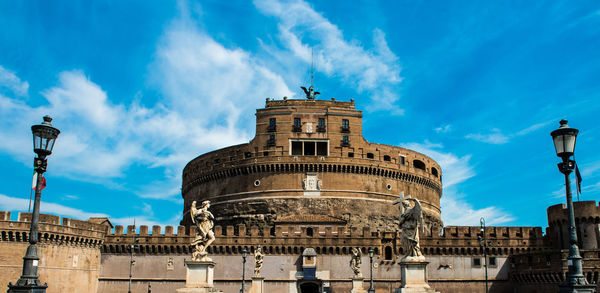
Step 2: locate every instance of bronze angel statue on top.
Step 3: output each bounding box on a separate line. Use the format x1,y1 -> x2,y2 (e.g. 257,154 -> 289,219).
301,85 -> 320,100
393,192 -> 424,258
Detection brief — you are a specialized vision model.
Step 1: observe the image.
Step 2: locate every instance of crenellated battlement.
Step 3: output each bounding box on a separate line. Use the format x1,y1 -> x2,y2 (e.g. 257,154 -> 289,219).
437,226 -> 544,239
0,211 -> 108,247
547,200 -> 600,225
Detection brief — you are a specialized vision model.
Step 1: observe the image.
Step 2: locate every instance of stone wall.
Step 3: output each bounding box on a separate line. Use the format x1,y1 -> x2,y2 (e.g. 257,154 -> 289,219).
0,212 -> 108,293
181,97 -> 444,229
99,222 -> 547,293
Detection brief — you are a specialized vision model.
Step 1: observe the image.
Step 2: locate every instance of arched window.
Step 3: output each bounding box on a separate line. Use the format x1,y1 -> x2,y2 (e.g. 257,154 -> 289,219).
431,167 -> 438,177
384,246 -> 393,260
383,155 -> 391,161
306,227 -> 313,237
367,153 -> 374,159
413,160 -> 426,171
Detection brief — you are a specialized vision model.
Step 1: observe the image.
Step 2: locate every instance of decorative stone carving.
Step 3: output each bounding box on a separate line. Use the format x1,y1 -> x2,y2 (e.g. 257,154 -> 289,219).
190,200 -> 216,261
393,192 -> 424,259
302,173 -> 322,191
306,122 -> 313,133
350,247 -> 362,277
254,246 -> 264,277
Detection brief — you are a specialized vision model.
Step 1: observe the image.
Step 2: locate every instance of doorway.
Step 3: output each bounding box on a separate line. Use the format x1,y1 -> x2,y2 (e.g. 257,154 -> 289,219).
299,282 -> 320,293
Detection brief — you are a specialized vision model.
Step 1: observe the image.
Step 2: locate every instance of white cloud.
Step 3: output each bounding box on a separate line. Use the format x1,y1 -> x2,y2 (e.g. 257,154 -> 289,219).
0,65 -> 29,97
0,193 -> 107,220
434,124 -> 452,133
516,121 -> 552,136
254,0 -> 403,113
401,141 -> 514,225
0,193 -> 178,229
0,10 -> 294,201
441,193 -> 515,226
402,141 -> 474,188
465,128 -> 510,144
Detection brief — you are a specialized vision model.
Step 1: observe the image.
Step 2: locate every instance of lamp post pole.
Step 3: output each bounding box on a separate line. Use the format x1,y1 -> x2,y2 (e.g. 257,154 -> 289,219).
551,120 -> 595,293
479,217 -> 489,293
240,248 -> 247,293
128,237 -> 139,293
368,248 -> 375,293
8,116 -> 60,293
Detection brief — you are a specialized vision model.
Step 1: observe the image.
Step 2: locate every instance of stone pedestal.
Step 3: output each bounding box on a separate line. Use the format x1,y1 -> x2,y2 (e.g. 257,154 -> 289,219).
350,277 -> 366,293
177,260 -> 222,293
248,276 -> 265,293
394,257 -> 439,293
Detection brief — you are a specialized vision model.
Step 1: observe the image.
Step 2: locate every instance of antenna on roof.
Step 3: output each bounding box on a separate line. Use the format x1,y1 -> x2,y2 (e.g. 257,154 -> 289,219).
311,48 -> 314,89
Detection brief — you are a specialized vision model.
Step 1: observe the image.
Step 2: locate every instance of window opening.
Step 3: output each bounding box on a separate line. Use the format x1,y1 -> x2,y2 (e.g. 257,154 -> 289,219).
341,119 -> 350,132
316,142 -> 328,156
384,246 -> 393,260
348,152 -> 354,158
413,160 -> 426,171
383,155 -> 391,161
341,136 -> 349,146
431,167 -> 438,177
400,156 -> 405,165
268,118 -> 276,132
317,118 -> 326,132
304,141 -> 316,156
293,118 -> 302,132
267,134 -> 275,146
366,153 -> 374,159
292,141 -> 303,156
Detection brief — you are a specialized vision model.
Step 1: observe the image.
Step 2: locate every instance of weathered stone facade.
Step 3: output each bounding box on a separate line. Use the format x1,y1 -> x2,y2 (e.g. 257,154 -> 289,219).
0,211 -> 109,293
182,98 -> 443,231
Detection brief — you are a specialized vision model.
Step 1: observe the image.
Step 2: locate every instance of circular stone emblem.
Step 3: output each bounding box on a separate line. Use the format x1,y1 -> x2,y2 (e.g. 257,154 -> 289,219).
254,180 -> 261,187
386,184 -> 392,190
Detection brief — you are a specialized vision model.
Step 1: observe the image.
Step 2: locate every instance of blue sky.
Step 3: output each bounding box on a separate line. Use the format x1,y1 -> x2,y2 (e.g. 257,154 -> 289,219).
0,0 -> 599,229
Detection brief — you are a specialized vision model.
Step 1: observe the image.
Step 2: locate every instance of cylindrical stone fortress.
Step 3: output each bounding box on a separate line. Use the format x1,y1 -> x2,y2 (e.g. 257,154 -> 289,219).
181,97 -> 443,232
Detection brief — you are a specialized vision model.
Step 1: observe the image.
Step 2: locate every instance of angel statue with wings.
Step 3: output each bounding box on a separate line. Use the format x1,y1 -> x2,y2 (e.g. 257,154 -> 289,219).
301,85 -> 320,100
349,247 -> 362,277
393,192 -> 424,258
190,200 -> 216,261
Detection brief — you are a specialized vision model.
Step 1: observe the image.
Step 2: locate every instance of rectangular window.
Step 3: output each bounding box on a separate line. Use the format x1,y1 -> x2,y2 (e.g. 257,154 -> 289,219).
290,140 -> 329,156
293,118 -> 302,132
304,141 -> 316,156
472,258 -> 481,267
291,141 -> 303,155
489,257 -> 497,267
341,119 -> 350,132
317,118 -> 326,132
268,118 -> 276,132
348,152 -> 354,158
400,156 -> 405,165
316,142 -> 328,156
267,134 -> 275,146
341,136 -> 350,146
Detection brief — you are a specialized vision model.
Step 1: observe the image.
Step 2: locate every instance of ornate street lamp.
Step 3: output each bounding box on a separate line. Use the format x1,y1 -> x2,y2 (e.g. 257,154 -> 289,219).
478,217 -> 490,293
368,248 -> 375,293
8,116 -> 60,293
551,120 -> 595,293
240,247 -> 248,293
